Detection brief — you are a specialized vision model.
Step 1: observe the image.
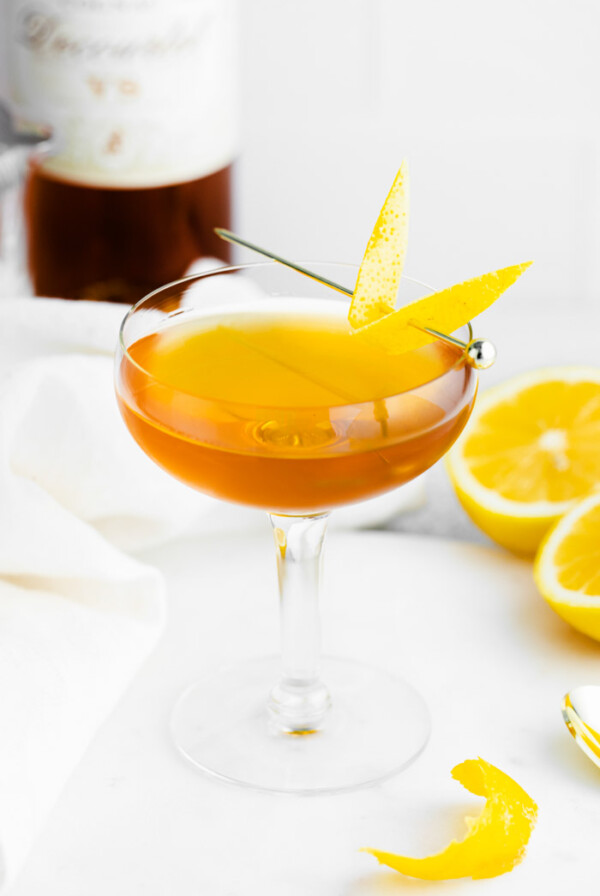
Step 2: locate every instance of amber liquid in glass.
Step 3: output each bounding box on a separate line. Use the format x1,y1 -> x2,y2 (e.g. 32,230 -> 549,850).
117,304 -> 476,512
24,164 -> 232,303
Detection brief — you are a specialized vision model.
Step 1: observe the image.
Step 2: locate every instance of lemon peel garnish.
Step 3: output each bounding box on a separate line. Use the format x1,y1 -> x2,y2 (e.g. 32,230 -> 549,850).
362,758 -> 537,881
353,262 -> 532,355
348,160 -> 409,329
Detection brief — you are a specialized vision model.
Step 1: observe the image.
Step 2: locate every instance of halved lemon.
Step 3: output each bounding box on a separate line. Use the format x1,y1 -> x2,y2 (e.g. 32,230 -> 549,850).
447,367 -> 600,555
535,493 -> 600,641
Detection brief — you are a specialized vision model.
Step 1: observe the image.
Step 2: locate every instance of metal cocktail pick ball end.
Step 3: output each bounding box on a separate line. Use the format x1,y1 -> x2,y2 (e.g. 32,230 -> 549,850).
214,228 -> 497,370
466,338 -> 497,370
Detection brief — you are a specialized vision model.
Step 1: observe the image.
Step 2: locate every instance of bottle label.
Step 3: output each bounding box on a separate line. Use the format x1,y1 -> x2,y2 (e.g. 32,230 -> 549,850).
6,0 -> 238,187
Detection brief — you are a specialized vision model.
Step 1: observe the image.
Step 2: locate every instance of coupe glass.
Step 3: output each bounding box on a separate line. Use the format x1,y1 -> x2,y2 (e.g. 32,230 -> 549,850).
115,262 -> 478,793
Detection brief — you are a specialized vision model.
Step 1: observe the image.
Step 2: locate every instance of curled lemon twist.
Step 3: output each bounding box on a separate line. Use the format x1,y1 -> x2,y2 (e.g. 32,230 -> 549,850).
363,758 -> 537,881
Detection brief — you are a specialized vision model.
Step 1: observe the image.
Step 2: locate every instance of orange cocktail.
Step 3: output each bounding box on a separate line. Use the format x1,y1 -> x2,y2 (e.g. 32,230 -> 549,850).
115,261 -> 480,794
117,299 -> 476,514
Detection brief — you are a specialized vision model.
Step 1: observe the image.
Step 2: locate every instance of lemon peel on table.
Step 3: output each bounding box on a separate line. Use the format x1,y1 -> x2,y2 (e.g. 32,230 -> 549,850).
348,160 -> 410,329
363,758 -> 537,881
353,262 -> 531,355
535,492 -> 600,641
447,367 -> 600,556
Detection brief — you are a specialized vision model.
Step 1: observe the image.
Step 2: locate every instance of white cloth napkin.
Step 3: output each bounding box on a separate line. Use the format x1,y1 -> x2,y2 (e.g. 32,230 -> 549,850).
0,296 -> 425,891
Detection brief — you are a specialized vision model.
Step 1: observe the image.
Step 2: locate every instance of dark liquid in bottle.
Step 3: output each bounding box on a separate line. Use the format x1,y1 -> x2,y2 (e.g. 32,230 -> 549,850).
24,163 -> 232,303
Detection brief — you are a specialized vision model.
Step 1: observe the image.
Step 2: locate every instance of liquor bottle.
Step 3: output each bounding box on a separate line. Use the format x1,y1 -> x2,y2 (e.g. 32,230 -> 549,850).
4,0 -> 238,303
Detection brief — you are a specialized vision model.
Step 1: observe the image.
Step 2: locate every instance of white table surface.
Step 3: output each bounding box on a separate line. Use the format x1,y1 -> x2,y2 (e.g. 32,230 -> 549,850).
8,304 -> 600,893
9,527 -> 600,895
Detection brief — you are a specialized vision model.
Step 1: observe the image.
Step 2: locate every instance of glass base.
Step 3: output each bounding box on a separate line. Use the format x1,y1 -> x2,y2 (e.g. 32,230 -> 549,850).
170,656 -> 430,794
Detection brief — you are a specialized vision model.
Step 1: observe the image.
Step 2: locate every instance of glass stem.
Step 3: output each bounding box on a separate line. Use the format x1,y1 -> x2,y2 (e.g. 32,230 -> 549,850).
268,512 -> 331,734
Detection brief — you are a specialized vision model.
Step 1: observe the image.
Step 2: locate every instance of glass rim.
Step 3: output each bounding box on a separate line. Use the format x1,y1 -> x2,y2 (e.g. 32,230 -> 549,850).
118,260 -> 476,411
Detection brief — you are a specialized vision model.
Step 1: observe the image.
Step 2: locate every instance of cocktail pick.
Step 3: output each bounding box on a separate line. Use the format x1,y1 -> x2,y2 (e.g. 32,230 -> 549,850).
214,228 -> 496,370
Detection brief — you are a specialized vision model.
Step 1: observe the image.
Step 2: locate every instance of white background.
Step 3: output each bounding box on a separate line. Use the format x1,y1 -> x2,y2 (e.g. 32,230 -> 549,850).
1,0 -> 599,317
237,0 -> 600,317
